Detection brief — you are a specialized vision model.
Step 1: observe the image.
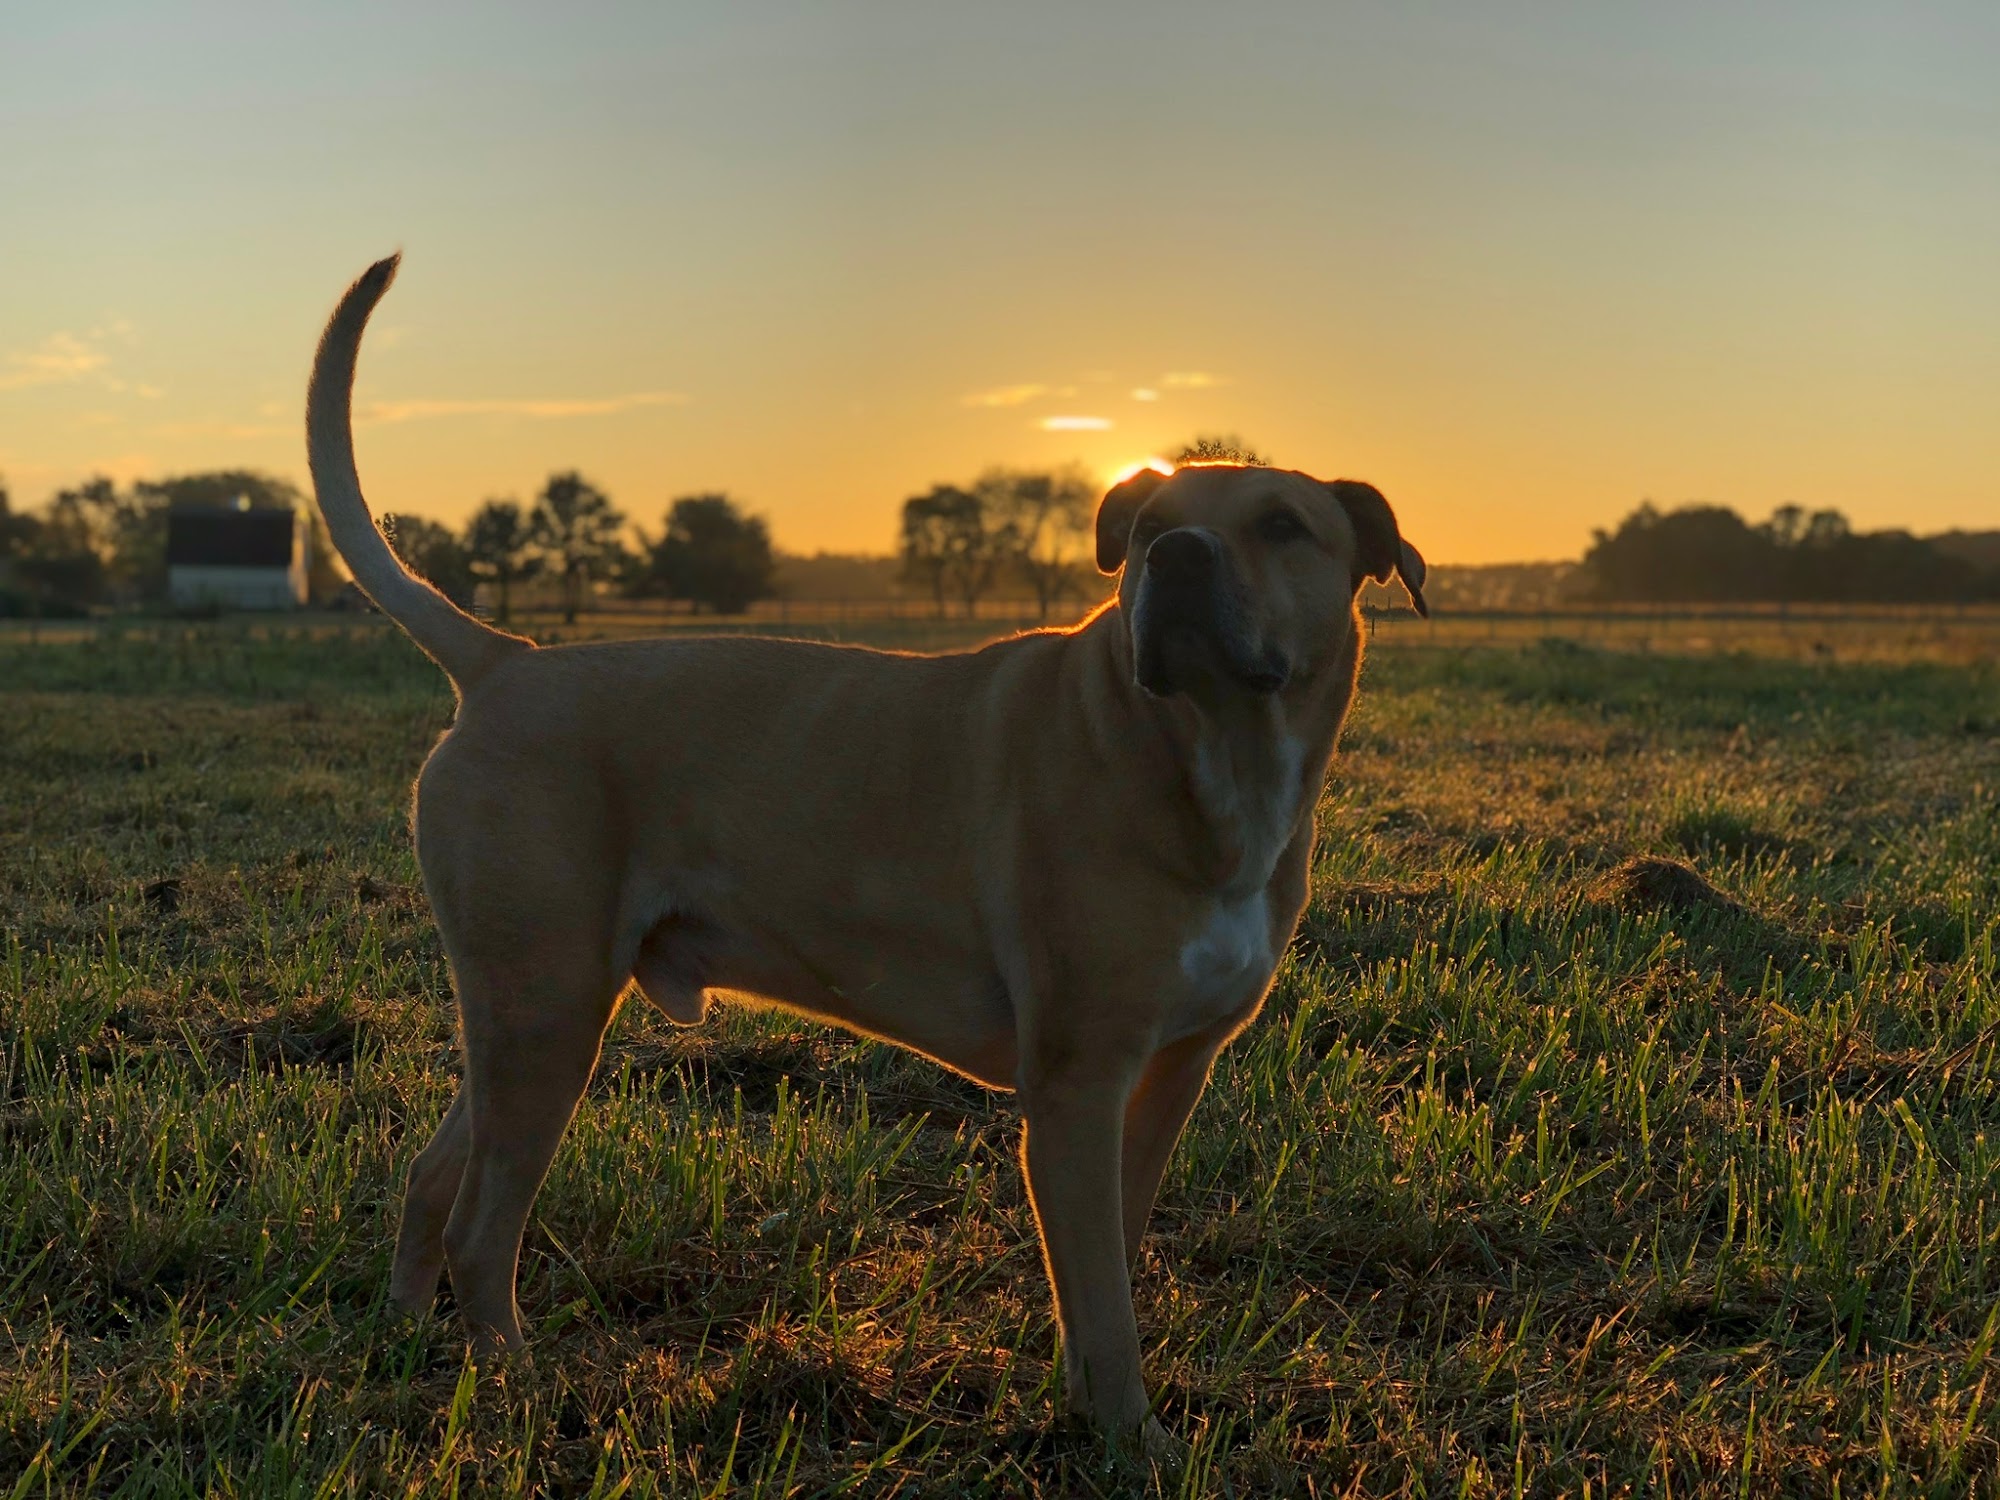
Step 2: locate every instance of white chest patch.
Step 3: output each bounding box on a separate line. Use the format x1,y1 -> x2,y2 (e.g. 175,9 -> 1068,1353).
1178,888 -> 1274,999
1171,726 -> 1307,1031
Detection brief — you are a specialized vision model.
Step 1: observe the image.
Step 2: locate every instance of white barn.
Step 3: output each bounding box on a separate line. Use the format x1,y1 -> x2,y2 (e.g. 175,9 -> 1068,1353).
166,504 -> 309,611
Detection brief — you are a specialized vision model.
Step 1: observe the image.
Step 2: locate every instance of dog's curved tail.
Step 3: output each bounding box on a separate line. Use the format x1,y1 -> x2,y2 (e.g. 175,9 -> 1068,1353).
306,255 -> 532,694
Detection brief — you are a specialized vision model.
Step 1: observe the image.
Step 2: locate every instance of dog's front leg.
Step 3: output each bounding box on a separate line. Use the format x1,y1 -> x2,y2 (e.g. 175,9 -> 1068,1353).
1019,1058 -> 1159,1449
1120,1029 -> 1228,1270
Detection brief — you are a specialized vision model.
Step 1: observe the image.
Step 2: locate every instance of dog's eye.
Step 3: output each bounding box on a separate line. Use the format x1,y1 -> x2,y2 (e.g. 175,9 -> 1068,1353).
1258,510 -> 1308,544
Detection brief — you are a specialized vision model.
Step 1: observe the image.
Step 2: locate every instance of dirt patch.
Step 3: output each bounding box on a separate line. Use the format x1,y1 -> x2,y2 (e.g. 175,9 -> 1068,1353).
598,1034 -> 834,1113
204,1009 -> 376,1072
1328,879 -> 1451,915
354,873 -> 415,906
1587,856 -> 1744,916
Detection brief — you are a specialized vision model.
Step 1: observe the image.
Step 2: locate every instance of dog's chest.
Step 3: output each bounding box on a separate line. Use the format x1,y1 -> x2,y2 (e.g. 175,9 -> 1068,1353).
1172,888 -> 1276,1033
1190,733 -> 1305,892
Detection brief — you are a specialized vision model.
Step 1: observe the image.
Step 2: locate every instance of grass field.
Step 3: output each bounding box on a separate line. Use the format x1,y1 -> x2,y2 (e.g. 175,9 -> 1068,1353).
4,620 -> 2000,1495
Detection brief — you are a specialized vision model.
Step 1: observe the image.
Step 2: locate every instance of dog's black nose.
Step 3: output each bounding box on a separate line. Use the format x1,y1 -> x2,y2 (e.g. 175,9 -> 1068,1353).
1145,528 -> 1220,583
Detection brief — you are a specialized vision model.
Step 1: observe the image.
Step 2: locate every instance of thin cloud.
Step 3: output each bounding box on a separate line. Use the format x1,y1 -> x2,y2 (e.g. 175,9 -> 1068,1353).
1039,415 -> 1113,431
359,391 -> 689,425
1130,388 -> 1159,402
962,383 -> 1050,408
0,331 -> 111,391
1161,371 -> 1224,390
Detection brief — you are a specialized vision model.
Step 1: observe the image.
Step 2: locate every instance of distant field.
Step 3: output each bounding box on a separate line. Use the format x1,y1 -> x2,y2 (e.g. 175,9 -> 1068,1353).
1367,604 -> 2000,666
8,598 -> 1998,665
4,621 -> 1999,1495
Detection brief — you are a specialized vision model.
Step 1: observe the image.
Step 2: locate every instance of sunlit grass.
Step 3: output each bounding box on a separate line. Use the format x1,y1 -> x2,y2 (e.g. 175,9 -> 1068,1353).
3,625 -> 1999,1493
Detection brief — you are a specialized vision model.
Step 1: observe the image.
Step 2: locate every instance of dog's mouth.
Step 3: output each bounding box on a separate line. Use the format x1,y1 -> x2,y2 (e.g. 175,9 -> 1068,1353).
1129,529 -> 1291,700
1132,610 -> 1290,699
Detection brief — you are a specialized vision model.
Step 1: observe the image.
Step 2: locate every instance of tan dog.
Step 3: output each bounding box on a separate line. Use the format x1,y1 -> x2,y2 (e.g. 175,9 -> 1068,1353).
306,256 -> 1427,1460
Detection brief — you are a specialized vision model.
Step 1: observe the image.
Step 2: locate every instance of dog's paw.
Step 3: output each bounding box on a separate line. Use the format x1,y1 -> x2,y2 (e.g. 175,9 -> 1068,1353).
464,1316 -> 530,1365
1095,1415 -> 1189,1484
1138,1416 -> 1190,1474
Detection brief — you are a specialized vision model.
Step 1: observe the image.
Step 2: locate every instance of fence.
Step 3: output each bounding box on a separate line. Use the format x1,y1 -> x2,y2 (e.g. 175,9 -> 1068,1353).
1359,602 -> 2000,663
5,599 -> 1997,665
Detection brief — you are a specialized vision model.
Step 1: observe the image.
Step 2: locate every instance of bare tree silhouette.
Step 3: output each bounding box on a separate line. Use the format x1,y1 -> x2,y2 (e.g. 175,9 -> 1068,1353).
528,472 -> 626,624
464,500 -> 537,622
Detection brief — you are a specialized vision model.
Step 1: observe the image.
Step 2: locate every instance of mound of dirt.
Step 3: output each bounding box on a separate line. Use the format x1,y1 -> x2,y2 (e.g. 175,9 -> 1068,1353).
1330,880 -> 1449,914
1588,856 -> 1744,916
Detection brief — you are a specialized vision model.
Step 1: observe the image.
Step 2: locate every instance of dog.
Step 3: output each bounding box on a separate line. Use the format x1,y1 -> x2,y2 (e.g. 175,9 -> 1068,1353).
306,255 -> 1427,1462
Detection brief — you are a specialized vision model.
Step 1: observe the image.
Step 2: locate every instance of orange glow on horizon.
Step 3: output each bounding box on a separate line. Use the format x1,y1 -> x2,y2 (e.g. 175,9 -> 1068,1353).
9,11 -> 1999,566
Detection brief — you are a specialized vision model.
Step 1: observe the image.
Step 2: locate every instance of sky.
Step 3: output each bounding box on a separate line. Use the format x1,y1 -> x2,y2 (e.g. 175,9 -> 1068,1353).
3,2 -> 1997,563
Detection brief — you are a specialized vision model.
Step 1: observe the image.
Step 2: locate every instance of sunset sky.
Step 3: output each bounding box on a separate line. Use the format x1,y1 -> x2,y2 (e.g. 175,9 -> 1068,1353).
4,2 -> 1996,563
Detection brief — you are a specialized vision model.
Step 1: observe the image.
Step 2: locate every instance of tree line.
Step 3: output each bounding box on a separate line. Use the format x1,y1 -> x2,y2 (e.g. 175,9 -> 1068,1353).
894,440 -> 1267,619
15,446 -> 1988,620
0,435 -> 1266,621
0,461 -> 1128,623
329,473 -> 781,623
1573,501 -> 2000,604
0,471 -> 347,617
898,466 -> 1096,619
0,469 -> 780,622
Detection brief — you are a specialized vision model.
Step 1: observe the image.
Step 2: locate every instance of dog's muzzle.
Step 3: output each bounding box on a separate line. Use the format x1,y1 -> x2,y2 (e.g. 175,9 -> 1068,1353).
1132,528 -> 1290,697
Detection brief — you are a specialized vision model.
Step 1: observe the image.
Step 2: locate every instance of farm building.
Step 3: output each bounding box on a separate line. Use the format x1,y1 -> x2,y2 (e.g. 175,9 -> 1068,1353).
166,503 -> 310,610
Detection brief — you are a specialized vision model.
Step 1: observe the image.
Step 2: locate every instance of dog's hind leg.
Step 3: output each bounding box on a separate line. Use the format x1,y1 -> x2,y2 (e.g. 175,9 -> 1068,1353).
389,1088 -> 471,1313
440,949 -> 621,1351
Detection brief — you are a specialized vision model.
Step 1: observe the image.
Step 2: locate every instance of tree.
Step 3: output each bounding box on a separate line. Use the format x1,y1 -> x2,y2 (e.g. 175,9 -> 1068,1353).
1803,509 -> 1850,548
899,484 -> 1007,618
1759,504 -> 1807,549
0,478 -> 19,565
1172,434 -> 1269,466
0,478 -> 26,611
528,472 -> 626,624
975,465 -> 1095,618
462,500 -> 537,622
41,476 -> 138,603
639,494 -> 776,614
1,484 -> 103,613
899,488 -> 956,618
384,513 -> 474,607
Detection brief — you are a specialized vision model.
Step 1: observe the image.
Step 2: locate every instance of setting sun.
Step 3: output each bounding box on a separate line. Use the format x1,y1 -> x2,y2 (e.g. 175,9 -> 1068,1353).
1107,457 -> 1175,488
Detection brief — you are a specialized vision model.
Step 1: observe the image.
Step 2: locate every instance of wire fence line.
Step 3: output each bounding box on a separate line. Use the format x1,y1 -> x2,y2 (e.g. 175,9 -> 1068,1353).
4,598 -> 1997,664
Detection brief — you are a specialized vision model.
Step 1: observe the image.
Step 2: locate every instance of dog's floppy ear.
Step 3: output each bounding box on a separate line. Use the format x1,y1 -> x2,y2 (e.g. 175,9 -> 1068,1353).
1096,467 -> 1169,574
1327,479 -> 1428,617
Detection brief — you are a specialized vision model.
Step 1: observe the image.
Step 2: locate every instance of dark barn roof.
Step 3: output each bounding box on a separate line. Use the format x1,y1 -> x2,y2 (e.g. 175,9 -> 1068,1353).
166,508 -> 297,568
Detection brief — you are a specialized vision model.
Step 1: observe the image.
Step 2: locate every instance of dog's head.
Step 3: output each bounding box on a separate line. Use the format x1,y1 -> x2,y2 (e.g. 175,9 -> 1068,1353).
1096,464 -> 1427,701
